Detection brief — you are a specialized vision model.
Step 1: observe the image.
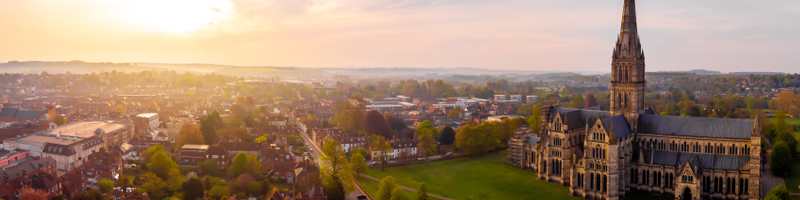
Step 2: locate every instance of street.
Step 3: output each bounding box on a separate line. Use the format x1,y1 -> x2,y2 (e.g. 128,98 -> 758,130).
298,132 -> 368,200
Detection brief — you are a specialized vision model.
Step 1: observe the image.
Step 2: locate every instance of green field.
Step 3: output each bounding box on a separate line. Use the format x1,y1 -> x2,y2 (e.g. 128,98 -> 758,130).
357,153 -> 579,200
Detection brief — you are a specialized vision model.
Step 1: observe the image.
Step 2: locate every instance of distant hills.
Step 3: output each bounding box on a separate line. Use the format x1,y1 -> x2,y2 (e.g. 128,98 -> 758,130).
0,61 -> 786,78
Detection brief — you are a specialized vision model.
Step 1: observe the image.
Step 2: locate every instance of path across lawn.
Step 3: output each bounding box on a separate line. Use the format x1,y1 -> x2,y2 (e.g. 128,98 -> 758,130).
359,174 -> 455,200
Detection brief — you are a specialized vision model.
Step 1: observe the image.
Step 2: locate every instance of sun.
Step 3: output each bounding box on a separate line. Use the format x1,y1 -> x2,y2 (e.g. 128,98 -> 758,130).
127,0 -> 233,33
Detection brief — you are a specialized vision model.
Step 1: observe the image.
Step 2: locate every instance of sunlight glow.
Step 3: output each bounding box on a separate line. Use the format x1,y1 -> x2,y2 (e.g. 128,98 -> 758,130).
127,0 -> 234,33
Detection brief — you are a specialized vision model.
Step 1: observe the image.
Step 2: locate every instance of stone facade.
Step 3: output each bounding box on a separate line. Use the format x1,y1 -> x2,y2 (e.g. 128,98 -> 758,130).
521,1 -> 763,200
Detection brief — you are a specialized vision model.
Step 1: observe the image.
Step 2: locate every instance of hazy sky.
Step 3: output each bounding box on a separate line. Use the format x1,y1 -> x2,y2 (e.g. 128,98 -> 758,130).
1,0 -> 799,72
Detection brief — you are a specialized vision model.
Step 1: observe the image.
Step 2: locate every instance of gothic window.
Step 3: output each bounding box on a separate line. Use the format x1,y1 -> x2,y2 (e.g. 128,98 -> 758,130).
603,175 -> 608,192
590,173 -> 595,190
744,179 -> 749,194
732,144 -> 737,155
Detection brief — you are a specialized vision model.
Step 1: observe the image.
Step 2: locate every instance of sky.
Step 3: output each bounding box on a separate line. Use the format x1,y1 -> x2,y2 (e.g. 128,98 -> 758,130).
1,0 -> 799,73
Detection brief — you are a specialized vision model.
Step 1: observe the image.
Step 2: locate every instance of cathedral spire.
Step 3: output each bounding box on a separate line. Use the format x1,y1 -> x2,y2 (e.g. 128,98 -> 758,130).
614,0 -> 643,59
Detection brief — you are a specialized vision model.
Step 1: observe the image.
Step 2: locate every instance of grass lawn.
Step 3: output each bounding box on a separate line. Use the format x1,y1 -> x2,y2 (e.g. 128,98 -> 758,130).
358,153 -> 579,200
783,161 -> 800,193
357,176 -> 425,200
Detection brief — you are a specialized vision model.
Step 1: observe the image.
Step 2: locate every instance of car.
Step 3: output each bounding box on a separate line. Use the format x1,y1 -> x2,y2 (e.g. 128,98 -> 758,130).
417,157 -> 425,160
309,148 -> 313,152
371,161 -> 379,166
412,157 -> 419,161
357,194 -> 368,199
444,152 -> 453,157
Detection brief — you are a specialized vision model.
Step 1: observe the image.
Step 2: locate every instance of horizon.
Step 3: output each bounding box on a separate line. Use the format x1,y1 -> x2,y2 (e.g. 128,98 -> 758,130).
2,0 -> 799,73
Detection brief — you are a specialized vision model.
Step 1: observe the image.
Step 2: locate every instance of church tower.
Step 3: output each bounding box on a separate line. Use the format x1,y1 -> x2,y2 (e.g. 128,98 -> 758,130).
610,0 -> 646,130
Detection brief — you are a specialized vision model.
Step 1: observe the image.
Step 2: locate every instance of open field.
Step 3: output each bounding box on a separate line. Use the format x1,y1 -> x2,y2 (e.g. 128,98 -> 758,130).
358,153 -> 579,200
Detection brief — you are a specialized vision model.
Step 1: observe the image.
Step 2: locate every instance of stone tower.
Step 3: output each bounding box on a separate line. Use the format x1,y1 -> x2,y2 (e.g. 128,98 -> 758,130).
610,0 -> 646,131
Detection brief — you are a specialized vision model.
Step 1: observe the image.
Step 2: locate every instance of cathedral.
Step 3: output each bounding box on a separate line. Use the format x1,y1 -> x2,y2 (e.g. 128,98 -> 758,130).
517,0 -> 763,199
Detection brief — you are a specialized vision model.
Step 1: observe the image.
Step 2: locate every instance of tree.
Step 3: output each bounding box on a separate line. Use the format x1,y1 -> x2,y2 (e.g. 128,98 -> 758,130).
571,94 -> 585,109
352,147 -> 369,160
417,183 -> 429,200
231,127 -> 249,141
766,184 -> 790,200
415,120 -> 439,143
69,190 -> 104,200
196,159 -> 220,176
208,185 -> 231,200
200,119 -> 219,145
365,110 -> 393,139
176,123 -> 205,151
350,153 -> 369,177
371,136 -> 393,171
320,138 -> 354,198
228,152 -> 249,177
235,174 -> 255,193
112,104 -> 127,116
447,106 -> 465,119
418,128 -> 437,166
585,93 -> 598,108
385,114 -> 407,134
439,126 -> 456,146
147,151 -> 180,180
138,173 -> 169,199
776,130 -> 798,155
98,179 -> 114,193
53,115 -> 67,125
390,188 -> 408,200
771,140 -> 793,177
141,144 -> 164,164
376,176 -> 397,200
182,178 -> 205,200
20,186 -> 48,200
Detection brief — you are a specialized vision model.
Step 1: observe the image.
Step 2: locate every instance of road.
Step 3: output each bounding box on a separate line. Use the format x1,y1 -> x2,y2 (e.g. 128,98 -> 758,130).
299,132 -> 368,200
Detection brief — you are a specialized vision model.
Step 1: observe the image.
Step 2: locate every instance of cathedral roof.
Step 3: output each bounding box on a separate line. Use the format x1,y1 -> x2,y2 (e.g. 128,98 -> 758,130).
637,114 -> 754,139
613,0 -> 644,60
601,115 -> 631,138
551,107 -> 610,131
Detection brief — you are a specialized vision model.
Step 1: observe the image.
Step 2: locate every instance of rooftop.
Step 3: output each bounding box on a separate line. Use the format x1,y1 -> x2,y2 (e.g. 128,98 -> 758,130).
135,113 -> 158,118
50,121 -> 128,137
181,144 -> 209,150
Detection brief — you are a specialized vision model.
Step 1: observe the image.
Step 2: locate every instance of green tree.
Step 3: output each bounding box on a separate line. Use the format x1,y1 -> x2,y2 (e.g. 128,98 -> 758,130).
390,188 -> 408,200
182,178 -> 205,200
228,152 -> 249,177
320,138 -> 354,198
371,136 -> 393,171
771,140 -> 793,177
147,151 -> 180,180
376,176 -> 397,200
571,94 -> 585,109
53,115 -> 67,125
208,185 -> 230,200
196,159 -> 220,177
200,119 -> 219,145
417,183 -> 429,200
350,153 -> 369,177
351,147 -> 369,160
139,173 -> 169,199
98,179 -> 114,193
415,120 -> 439,143
141,144 -> 164,164
765,184 -> 790,200
418,129 -> 437,166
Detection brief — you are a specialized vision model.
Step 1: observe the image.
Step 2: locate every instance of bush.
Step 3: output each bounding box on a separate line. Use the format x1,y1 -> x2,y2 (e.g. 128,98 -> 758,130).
766,184 -> 789,200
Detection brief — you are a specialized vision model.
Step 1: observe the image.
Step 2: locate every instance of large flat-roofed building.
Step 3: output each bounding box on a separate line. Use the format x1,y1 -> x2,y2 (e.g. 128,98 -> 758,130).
50,120 -> 134,149
3,133 -> 104,173
134,113 -> 159,137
